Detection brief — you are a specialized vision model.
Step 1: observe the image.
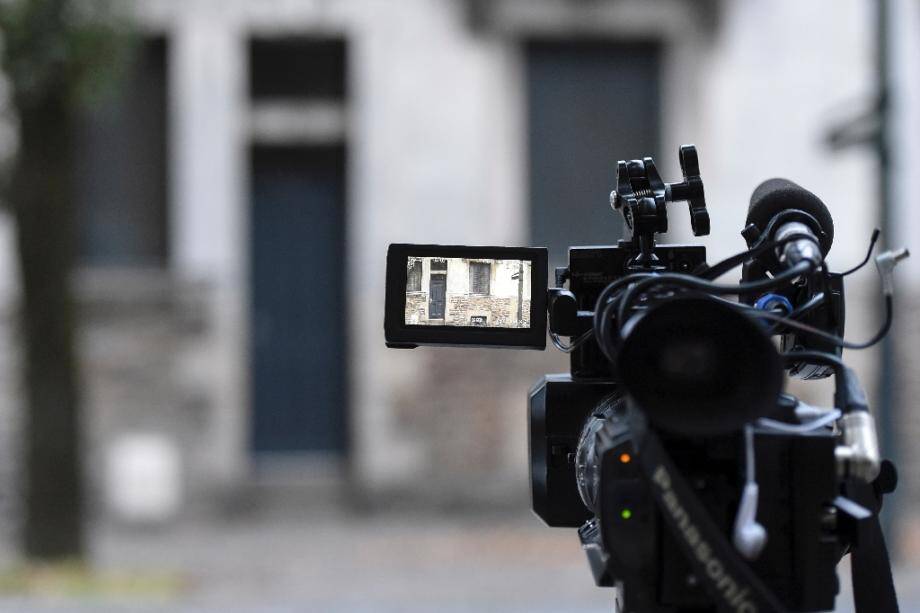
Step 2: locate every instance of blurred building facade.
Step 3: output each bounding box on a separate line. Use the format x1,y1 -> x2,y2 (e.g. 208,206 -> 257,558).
0,0 -> 919,553
404,257 -> 532,327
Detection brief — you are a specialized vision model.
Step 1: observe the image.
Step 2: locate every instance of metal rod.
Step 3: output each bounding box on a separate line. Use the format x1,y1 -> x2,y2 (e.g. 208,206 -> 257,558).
874,0 -> 898,542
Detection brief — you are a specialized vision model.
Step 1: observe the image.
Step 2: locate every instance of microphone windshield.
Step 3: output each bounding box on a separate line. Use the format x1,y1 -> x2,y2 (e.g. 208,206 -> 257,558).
747,178 -> 834,255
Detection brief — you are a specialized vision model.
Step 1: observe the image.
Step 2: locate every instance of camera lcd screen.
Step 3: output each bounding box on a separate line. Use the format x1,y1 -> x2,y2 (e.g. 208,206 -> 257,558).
386,244 -> 547,349
404,256 -> 533,328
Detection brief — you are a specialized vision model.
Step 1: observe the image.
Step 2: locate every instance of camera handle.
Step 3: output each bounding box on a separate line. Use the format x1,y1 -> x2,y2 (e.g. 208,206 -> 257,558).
610,145 -> 710,271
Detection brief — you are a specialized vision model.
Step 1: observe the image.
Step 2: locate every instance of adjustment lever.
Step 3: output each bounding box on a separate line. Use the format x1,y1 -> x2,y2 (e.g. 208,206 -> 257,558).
666,144 -> 710,236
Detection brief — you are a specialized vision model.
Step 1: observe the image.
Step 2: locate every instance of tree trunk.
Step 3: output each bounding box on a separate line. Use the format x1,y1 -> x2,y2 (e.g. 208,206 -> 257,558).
10,90 -> 84,560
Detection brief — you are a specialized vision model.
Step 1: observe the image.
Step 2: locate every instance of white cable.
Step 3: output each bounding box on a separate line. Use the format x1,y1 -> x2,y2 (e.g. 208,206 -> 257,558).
794,400 -> 837,421
757,409 -> 841,434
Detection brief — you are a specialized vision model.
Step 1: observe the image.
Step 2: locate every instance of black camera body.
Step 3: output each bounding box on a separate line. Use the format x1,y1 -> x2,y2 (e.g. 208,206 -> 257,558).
385,145 -> 901,613
564,243 -> 707,379
530,241 -> 706,525
528,245 -> 841,611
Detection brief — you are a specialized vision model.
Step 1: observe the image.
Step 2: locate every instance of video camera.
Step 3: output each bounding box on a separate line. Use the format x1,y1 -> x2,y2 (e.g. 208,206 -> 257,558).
384,145 -> 908,612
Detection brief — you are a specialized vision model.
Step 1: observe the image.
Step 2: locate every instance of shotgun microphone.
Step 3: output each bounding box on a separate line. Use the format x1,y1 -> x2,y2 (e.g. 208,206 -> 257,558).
746,178 -> 834,268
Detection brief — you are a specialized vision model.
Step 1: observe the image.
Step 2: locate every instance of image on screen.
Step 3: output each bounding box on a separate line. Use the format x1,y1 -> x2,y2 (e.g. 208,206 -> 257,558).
404,257 -> 532,328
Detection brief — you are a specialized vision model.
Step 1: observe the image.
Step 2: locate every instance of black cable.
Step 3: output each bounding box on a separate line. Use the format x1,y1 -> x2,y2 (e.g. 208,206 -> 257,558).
781,350 -> 847,406
702,232 -> 821,280
590,228 -> 882,360
587,230 -> 891,366
592,233 -> 818,340
592,273 -> 653,335
592,233 -> 814,333
841,229 -> 881,276
766,292 -> 825,334
599,279 -> 889,359
782,350 -> 868,414
550,329 -> 593,353
588,228 -> 879,351
755,296 -> 892,350
591,273 -> 654,362
700,241 -> 774,280
590,262 -> 812,363
781,349 -> 845,369
788,291 -> 826,318
613,261 -> 813,337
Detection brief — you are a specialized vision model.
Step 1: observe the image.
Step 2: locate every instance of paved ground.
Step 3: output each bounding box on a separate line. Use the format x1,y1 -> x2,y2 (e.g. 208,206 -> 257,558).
0,504 -> 917,612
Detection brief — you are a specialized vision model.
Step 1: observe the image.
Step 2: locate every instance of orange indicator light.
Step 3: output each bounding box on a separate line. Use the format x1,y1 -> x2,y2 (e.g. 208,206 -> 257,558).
619,453 -> 632,464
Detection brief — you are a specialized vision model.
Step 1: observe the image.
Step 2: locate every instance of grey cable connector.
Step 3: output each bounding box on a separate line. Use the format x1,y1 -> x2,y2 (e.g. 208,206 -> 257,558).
875,247 -> 910,296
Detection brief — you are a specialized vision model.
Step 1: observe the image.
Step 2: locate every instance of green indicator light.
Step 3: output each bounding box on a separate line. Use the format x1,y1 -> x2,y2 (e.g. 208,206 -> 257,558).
621,509 -> 632,520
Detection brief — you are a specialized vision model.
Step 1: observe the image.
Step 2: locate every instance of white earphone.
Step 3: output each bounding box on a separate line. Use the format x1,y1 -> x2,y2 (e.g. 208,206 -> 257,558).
733,426 -> 768,560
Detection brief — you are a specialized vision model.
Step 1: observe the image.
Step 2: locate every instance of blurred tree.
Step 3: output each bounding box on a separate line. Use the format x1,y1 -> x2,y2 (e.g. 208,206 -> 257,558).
0,0 -> 128,560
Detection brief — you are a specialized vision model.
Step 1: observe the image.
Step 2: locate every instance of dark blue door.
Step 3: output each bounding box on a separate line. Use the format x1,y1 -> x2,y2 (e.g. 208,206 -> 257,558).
428,275 -> 446,320
251,146 -> 346,454
527,41 -> 661,267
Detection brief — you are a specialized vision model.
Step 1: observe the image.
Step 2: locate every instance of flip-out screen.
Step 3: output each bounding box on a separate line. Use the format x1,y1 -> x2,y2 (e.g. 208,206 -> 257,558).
385,244 -> 547,349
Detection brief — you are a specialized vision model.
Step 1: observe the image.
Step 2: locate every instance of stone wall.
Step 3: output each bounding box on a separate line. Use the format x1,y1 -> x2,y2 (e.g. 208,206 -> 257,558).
76,270 -> 215,516
405,293 -> 528,328
405,292 -> 428,324
447,295 -> 517,327
387,345 -> 567,507
0,270 -> 218,535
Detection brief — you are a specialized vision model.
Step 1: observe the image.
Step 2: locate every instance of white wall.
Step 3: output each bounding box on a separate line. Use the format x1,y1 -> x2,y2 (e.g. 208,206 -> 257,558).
697,0 -> 875,264
132,0 -> 919,492
0,0 -> 911,503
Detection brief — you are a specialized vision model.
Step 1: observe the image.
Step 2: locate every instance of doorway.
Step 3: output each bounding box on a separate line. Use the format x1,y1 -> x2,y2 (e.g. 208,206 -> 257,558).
250,145 -> 346,454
